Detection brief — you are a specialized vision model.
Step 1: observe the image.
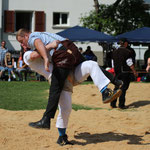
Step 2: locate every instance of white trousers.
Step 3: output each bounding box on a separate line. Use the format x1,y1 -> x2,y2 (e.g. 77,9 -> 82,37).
24,51 -> 110,128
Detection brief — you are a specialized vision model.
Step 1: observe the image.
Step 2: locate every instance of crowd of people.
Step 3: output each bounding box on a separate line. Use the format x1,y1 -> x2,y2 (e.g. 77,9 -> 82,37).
1,38 -> 149,83
0,40 -> 99,82
1,29 -> 150,146
0,40 -> 45,81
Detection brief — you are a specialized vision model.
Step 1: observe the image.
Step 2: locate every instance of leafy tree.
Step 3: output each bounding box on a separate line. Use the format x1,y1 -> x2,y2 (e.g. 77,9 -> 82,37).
80,0 -> 150,35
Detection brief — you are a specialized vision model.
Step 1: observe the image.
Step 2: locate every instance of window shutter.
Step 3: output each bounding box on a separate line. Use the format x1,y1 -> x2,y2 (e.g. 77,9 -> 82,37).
35,11 -> 45,32
4,10 -> 15,32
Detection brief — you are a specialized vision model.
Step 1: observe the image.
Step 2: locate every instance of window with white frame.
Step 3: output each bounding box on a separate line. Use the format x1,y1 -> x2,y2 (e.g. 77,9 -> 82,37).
53,12 -> 69,26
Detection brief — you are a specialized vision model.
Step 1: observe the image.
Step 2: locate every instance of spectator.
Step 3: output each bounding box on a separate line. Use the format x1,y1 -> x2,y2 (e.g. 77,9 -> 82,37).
0,40 -> 8,79
144,45 -> 150,67
119,38 -> 136,81
82,46 -> 97,61
16,51 -> 29,81
110,43 -> 138,109
119,38 -> 136,64
78,47 -> 83,53
5,52 -> 16,81
106,49 -> 114,68
36,73 -> 46,81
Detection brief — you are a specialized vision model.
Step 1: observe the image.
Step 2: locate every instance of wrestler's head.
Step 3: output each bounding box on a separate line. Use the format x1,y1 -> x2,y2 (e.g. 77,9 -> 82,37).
16,28 -> 31,47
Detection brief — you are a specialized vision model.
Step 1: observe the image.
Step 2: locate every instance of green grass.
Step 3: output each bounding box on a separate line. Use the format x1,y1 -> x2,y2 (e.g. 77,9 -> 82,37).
0,81 -> 104,111
72,103 -> 105,111
0,81 -> 140,111
0,81 -> 49,110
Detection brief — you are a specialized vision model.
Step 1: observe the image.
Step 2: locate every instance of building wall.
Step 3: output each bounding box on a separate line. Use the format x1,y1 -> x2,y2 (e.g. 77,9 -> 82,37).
0,0 -> 108,65
99,0 -> 116,5
1,0 -> 148,66
1,0 -> 96,51
94,51 -> 104,66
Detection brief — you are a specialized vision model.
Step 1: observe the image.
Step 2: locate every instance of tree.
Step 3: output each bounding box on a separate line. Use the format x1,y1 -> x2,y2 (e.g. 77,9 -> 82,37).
80,0 -> 150,35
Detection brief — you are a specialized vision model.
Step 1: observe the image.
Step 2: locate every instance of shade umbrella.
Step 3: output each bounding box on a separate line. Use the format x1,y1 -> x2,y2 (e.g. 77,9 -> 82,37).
57,25 -> 114,42
116,27 -> 150,43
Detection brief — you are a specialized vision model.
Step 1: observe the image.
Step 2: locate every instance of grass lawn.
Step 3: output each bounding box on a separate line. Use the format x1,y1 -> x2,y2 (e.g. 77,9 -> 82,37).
0,81 -> 50,110
0,81 -> 102,111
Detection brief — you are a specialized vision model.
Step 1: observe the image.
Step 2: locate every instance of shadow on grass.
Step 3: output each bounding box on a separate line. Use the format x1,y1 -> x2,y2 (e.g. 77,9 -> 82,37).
71,132 -> 150,146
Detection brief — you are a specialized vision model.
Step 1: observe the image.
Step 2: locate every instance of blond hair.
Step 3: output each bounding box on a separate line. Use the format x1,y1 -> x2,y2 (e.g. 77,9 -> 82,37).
5,52 -> 12,60
16,28 -> 30,40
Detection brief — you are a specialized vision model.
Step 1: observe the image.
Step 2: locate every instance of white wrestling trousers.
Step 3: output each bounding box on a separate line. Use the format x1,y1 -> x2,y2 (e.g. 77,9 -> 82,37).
24,51 -> 110,128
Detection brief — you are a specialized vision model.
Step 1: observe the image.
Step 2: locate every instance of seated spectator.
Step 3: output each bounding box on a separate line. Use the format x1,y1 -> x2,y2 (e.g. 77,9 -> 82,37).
36,73 -> 46,81
78,47 -> 83,53
0,40 -> 8,79
5,52 -> 16,81
16,51 -> 29,81
82,46 -> 97,61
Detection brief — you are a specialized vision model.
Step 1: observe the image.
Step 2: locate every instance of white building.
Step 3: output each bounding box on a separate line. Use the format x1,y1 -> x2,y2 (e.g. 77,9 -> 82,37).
0,0 -> 113,65
0,0 -> 149,66
0,0 -> 96,50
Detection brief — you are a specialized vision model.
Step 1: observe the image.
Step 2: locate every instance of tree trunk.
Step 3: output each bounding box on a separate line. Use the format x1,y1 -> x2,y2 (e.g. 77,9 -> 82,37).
93,0 -> 100,13
93,0 -> 102,31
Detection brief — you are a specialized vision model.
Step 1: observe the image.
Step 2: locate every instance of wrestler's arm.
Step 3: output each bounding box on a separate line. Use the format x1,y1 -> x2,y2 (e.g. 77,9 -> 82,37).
34,39 -> 50,72
45,40 -> 61,51
30,42 -> 57,61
